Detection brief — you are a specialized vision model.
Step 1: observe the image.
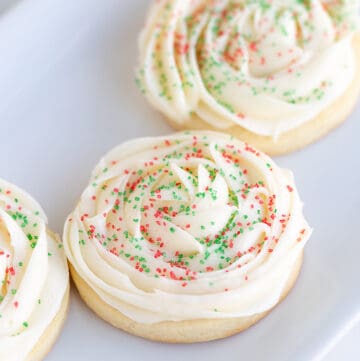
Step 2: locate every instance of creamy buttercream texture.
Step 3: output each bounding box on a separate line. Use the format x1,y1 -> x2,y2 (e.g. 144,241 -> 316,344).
137,0 -> 358,137
0,179 -> 68,361
64,132 -> 311,323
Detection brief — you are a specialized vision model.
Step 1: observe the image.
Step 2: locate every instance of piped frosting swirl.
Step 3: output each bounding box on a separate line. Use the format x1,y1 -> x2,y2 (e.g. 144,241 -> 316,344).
0,179 -> 68,361
64,131 -> 311,323
137,0 -> 359,137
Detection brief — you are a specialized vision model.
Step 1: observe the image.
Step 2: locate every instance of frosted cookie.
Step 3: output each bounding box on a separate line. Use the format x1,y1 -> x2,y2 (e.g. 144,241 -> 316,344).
137,0 -> 360,155
64,131 -> 311,342
0,179 -> 69,361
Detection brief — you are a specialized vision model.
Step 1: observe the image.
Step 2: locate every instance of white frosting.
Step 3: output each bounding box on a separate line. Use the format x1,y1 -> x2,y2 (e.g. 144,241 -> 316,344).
137,0 -> 359,137
64,131 -> 311,323
0,179 -> 68,361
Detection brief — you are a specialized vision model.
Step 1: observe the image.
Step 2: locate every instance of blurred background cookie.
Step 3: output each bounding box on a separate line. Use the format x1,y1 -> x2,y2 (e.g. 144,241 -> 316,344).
137,0 -> 360,155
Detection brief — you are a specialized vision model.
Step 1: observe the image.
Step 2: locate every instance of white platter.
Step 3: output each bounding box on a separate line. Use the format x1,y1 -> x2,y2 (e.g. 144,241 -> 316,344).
0,1 -> 359,360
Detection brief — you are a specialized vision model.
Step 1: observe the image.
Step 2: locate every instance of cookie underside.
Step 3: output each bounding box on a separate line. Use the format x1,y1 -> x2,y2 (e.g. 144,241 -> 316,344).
70,251 -> 303,343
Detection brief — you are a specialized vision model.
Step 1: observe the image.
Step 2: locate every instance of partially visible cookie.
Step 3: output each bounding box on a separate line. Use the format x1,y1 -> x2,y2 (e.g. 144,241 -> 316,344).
64,131 -> 311,342
0,179 -> 69,361
137,0 -> 360,155
26,282 -> 69,361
